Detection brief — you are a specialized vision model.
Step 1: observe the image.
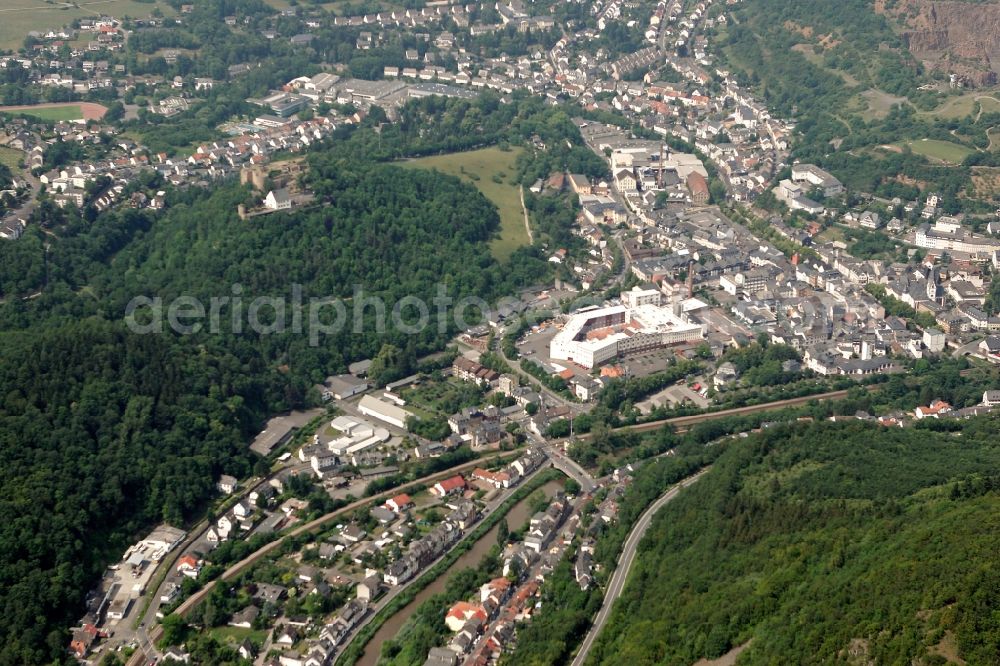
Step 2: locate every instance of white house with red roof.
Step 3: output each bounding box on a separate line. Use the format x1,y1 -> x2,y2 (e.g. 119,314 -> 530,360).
385,493 -> 413,513
445,601 -> 488,632
472,468 -> 511,489
431,474 -> 467,497
176,554 -> 200,578
915,399 -> 952,419
479,577 -> 512,604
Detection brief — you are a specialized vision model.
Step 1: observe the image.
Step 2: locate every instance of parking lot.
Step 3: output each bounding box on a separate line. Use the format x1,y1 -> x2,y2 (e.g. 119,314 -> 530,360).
636,382 -> 710,414
515,320 -> 561,360
619,348 -> 678,378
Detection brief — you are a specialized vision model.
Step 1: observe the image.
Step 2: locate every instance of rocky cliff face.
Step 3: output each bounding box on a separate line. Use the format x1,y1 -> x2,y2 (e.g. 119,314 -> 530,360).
875,0 -> 1000,86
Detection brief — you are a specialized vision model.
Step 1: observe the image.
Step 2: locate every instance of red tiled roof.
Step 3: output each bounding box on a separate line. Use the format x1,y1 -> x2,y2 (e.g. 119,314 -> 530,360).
436,475 -> 466,493
446,601 -> 487,623
177,554 -> 198,570
387,493 -> 412,510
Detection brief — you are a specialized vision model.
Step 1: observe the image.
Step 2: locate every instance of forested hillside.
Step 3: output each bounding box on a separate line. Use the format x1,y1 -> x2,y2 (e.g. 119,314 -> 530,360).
587,419 -> 1000,665
717,0 -> 1000,215
0,94 -> 601,664
0,167 -> 510,663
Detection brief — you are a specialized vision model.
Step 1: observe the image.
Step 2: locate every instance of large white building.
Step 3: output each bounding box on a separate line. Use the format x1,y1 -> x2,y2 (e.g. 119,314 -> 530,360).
790,163 -> 843,197
324,415 -> 391,456
774,179 -> 823,214
358,395 -> 413,429
623,286 -> 663,308
550,290 -> 704,368
915,218 -> 1000,259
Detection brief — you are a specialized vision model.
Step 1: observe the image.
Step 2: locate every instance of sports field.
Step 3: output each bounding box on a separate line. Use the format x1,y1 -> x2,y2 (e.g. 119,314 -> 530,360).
898,139 -> 974,164
0,102 -> 107,122
402,146 -> 530,261
0,105 -> 81,122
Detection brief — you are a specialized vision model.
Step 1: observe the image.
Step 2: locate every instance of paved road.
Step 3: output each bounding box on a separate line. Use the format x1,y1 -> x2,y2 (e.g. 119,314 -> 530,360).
534,438 -> 596,492
951,337 -> 985,359
136,462 -> 311,627
570,469 -> 709,666
0,161 -> 41,239
505,353 -> 584,415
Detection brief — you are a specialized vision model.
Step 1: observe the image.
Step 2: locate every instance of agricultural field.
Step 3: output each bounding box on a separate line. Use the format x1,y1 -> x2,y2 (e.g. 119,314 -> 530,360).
402,146 -> 529,261
897,138 -> 974,164
0,0 -> 174,51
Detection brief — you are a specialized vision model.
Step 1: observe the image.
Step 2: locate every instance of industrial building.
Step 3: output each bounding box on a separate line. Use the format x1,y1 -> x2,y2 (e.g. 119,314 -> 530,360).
325,415 -> 392,456
358,394 -> 413,429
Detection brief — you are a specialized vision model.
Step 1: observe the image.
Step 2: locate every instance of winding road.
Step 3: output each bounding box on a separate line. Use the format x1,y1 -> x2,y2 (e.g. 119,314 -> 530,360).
570,468 -> 709,666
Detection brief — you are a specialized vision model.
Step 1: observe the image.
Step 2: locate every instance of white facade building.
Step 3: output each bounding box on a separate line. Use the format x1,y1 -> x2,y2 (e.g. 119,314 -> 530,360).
550,295 -> 703,369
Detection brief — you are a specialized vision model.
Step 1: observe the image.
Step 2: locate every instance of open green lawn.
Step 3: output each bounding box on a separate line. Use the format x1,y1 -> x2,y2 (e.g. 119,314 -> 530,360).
898,138 -> 974,164
977,96 -> 1000,116
0,105 -> 82,122
855,88 -> 910,121
814,225 -> 846,244
924,94 -> 978,120
0,147 -> 23,171
266,0 -> 404,12
402,146 -> 529,261
401,378 -> 484,416
209,626 -> 267,646
0,0 -> 174,51
921,93 -> 1000,120
988,128 -> 1000,151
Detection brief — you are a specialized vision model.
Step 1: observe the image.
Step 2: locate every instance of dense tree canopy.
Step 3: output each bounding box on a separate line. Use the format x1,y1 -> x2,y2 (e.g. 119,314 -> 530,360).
587,419 -> 1000,665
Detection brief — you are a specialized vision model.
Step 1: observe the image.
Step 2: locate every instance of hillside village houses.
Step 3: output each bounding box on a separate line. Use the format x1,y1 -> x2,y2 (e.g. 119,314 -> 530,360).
177,448 -> 553,666
2,0 -> 792,229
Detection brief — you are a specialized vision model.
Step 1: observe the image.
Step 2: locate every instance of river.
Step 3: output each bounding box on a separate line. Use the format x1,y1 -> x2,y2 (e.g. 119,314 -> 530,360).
355,478 -> 564,666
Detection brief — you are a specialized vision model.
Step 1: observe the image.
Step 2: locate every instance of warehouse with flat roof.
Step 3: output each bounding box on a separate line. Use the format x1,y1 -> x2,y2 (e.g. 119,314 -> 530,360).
358,395 -> 413,429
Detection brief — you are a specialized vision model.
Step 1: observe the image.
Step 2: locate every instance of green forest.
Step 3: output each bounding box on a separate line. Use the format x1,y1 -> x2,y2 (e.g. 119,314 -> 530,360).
586,418 -> 1000,665
0,94 -> 601,664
